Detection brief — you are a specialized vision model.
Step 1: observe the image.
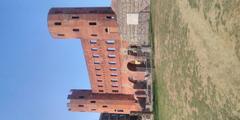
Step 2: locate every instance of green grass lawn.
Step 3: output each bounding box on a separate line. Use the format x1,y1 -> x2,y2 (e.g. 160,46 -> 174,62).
151,0 -> 240,119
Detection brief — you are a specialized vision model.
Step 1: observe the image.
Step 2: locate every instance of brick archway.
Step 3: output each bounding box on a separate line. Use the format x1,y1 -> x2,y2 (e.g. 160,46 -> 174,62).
127,60 -> 147,72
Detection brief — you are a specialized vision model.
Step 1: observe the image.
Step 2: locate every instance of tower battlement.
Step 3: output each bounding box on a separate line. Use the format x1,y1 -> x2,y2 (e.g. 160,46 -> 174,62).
48,7 -> 118,39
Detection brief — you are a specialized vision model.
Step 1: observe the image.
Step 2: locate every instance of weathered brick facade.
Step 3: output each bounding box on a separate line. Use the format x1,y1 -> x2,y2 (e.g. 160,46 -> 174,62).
48,7 -> 149,114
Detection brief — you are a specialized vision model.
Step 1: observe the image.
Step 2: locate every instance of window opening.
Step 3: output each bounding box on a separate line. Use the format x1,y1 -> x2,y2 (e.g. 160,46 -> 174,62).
78,105 -> 84,107
94,61 -> 100,64
127,60 -> 147,72
89,22 -> 97,25
93,54 -> 100,58
73,28 -> 79,32
102,105 -> 108,108
91,48 -> 98,51
116,110 -> 124,112
105,28 -> 109,33
90,39 -> 97,44
111,79 -> 118,82
72,16 -> 79,19
54,22 -> 62,26
110,68 -> 117,71
106,40 -> 115,44
97,79 -> 103,82
106,16 -> 114,19
91,34 -> 98,37
111,73 -> 118,77
57,34 -> 65,36
107,48 -> 116,51
95,68 -> 101,71
112,84 -> 118,88
108,54 -> 116,58
112,90 -> 119,93
109,62 -> 116,65
96,74 -> 102,76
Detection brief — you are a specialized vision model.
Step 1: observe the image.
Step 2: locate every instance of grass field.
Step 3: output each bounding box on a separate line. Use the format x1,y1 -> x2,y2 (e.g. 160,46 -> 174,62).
151,0 -> 240,119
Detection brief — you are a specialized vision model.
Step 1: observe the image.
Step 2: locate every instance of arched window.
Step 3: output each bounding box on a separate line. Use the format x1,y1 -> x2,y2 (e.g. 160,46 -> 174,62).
127,60 -> 147,72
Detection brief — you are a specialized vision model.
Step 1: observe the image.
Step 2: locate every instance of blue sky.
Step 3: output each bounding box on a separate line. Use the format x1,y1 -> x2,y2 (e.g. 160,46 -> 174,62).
0,0 -> 110,120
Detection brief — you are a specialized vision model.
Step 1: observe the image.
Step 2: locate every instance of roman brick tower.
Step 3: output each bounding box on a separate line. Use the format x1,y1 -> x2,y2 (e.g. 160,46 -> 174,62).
48,7 -> 125,94
48,7 -> 148,114
68,90 -> 141,114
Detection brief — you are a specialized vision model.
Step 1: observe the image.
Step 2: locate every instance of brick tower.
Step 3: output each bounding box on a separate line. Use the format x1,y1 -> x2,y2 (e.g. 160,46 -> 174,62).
68,90 -> 141,114
48,7 -> 126,94
48,7 -> 148,114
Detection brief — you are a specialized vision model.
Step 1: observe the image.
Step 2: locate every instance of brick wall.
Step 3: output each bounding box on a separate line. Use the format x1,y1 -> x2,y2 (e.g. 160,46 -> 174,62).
48,7 -> 149,114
